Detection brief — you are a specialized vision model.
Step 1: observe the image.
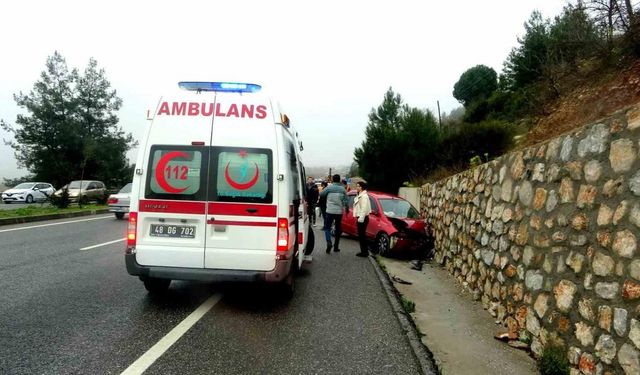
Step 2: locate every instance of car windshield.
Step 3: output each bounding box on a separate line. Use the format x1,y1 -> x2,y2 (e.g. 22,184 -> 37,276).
68,181 -> 90,189
118,183 -> 132,194
14,183 -> 35,189
378,198 -> 419,219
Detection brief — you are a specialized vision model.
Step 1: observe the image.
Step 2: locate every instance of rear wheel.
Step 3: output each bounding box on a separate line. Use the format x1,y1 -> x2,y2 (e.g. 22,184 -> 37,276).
115,212 -> 125,220
375,233 -> 390,257
143,278 -> 171,294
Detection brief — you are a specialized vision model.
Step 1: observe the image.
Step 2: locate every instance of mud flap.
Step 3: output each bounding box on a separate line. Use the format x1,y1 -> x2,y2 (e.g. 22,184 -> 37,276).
304,224 -> 315,255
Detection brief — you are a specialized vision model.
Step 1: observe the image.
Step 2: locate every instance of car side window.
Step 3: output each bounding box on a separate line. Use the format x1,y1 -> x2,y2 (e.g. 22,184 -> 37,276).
369,197 -> 379,213
87,183 -> 96,190
348,195 -> 355,208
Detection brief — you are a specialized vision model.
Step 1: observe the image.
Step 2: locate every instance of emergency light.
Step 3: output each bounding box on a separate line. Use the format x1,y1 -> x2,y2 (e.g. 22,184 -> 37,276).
178,81 -> 262,93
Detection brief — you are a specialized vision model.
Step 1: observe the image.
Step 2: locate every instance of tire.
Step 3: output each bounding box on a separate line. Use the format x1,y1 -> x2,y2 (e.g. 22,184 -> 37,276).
115,212 -> 125,220
26,195 -> 34,204
143,278 -> 171,294
79,195 -> 89,206
375,233 -> 391,257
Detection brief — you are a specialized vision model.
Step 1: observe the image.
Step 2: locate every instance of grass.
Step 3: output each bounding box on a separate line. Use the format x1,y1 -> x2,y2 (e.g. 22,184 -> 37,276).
401,296 -> 416,313
0,203 -> 107,219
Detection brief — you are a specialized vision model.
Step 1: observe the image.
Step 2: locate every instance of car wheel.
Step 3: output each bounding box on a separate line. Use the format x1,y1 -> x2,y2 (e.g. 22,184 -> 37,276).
375,233 -> 390,257
143,278 -> 171,294
26,195 -> 34,204
115,212 -> 125,220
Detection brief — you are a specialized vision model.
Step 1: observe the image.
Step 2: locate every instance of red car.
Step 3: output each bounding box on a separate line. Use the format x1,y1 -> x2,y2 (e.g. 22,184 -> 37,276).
341,191 -> 429,256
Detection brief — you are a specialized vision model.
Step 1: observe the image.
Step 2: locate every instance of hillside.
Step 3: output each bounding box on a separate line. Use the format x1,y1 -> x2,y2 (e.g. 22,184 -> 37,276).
525,59 -> 640,146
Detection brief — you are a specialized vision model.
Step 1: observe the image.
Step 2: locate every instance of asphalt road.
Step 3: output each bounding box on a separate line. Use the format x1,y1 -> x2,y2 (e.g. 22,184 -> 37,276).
0,216 -> 421,374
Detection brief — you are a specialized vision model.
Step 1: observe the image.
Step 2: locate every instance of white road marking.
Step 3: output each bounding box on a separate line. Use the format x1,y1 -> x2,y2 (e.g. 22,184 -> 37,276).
121,293 -> 223,375
0,215 -> 112,233
79,238 -> 126,251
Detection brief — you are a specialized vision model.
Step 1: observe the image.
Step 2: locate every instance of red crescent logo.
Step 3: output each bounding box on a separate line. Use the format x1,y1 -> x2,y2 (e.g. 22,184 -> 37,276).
155,151 -> 190,193
224,162 -> 260,190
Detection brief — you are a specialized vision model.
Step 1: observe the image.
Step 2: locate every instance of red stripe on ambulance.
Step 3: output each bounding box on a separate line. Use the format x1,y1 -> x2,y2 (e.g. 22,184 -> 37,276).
208,203 -> 277,217
139,200 -> 205,214
157,102 -> 267,118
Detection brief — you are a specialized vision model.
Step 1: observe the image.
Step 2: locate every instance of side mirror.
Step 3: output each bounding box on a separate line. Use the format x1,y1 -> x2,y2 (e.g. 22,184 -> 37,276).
371,210 -> 379,216
33,187 -> 39,191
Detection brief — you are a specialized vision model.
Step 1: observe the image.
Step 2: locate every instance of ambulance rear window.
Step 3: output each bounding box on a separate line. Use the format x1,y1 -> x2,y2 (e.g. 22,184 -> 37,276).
145,145 -> 208,201
210,147 -> 272,203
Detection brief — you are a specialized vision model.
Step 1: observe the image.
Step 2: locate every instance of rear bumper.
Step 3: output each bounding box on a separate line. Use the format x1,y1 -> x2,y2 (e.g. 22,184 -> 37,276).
109,206 -> 130,213
125,253 -> 292,283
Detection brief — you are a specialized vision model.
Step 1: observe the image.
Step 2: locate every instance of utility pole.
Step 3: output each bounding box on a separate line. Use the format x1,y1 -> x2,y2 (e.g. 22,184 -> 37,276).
437,100 -> 442,129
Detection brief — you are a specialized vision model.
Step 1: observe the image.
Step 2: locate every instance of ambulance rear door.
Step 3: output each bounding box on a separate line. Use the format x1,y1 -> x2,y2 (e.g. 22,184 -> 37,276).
204,93 -> 279,271
134,92 -> 214,268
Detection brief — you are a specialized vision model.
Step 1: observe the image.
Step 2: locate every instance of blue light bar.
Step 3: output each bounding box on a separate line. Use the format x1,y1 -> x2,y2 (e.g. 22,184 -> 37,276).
178,81 -> 262,93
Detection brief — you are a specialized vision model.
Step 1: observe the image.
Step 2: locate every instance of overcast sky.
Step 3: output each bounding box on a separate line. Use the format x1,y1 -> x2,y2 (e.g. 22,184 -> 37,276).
0,0 -> 568,180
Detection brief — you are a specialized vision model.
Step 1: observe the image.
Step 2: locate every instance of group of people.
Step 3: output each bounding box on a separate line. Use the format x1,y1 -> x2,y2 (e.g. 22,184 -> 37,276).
305,174 -> 371,258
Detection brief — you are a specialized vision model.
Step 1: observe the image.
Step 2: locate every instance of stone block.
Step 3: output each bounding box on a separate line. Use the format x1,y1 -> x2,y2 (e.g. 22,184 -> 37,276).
554,280 -> 577,312
609,138 -> 636,173
584,160 -> 602,183
577,185 -> 597,208
560,178 -> 574,203
577,123 -> 609,157
613,230 -> 637,258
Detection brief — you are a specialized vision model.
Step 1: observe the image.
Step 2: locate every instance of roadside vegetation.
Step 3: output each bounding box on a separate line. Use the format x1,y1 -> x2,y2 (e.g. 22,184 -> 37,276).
0,203 -> 107,220
355,0 -> 639,192
1,52 -> 136,189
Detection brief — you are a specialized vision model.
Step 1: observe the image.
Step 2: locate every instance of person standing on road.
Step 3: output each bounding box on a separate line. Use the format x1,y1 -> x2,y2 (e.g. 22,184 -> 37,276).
353,181 -> 372,257
318,181 -> 328,226
306,177 -> 319,226
320,174 -> 348,253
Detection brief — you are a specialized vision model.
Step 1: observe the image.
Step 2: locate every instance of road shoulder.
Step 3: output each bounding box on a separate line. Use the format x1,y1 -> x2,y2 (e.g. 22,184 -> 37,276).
0,208 -> 110,226
379,258 -> 538,375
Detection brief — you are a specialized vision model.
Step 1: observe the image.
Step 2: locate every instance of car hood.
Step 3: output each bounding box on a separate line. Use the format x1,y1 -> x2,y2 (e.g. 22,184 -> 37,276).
387,217 -> 426,233
3,188 -> 30,194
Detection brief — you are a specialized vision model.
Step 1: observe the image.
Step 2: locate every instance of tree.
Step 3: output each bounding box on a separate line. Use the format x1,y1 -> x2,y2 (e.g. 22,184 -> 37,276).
1,52 -> 136,188
452,65 -> 498,107
354,88 -> 440,192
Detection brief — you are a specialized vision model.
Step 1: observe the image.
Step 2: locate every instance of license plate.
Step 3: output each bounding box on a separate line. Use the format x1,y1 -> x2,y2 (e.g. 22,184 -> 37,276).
150,224 -> 196,238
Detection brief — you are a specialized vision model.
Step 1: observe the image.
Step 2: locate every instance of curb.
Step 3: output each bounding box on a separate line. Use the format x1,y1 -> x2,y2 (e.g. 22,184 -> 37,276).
369,256 -> 439,375
0,209 -> 111,226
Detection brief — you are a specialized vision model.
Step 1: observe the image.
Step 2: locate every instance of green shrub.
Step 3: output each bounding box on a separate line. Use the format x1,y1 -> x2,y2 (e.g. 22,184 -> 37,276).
436,120 -> 515,170
537,343 -> 570,375
49,188 -> 70,209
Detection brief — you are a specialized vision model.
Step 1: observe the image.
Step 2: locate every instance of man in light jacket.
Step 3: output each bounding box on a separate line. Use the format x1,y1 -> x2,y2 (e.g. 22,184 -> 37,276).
320,174 -> 348,253
353,181 -> 372,257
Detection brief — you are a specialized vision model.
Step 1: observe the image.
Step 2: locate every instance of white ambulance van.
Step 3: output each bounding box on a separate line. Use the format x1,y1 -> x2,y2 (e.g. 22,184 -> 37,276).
125,82 -> 313,296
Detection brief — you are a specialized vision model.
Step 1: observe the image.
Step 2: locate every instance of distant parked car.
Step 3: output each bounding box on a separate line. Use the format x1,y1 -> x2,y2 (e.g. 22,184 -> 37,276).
108,183 -> 132,219
54,180 -> 107,203
2,182 -> 55,204
341,191 -> 429,256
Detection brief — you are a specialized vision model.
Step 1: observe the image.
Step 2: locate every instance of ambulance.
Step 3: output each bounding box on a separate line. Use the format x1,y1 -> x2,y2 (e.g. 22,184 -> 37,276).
125,82 -> 313,296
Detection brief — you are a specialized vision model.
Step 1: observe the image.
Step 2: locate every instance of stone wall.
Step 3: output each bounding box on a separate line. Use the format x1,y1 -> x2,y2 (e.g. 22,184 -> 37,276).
420,106 -> 640,374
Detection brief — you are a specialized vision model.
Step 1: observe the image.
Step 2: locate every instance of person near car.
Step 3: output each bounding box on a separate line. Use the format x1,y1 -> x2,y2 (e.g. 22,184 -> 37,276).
320,174 -> 348,253
318,181 -> 329,226
353,181 -> 372,257
305,177 -> 319,226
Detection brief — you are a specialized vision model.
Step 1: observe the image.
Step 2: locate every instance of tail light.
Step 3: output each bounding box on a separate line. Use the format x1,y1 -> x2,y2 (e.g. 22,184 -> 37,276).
126,212 -> 138,252
276,218 -> 289,257
108,198 -> 118,204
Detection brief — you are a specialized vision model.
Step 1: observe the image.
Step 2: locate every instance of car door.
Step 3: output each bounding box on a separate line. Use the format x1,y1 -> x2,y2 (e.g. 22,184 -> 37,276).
342,194 -> 357,236
366,195 -> 383,241
32,184 -> 46,201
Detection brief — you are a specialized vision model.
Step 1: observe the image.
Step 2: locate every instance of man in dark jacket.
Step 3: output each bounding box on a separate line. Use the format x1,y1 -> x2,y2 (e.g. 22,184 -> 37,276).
306,177 -> 319,226
319,174 -> 348,253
